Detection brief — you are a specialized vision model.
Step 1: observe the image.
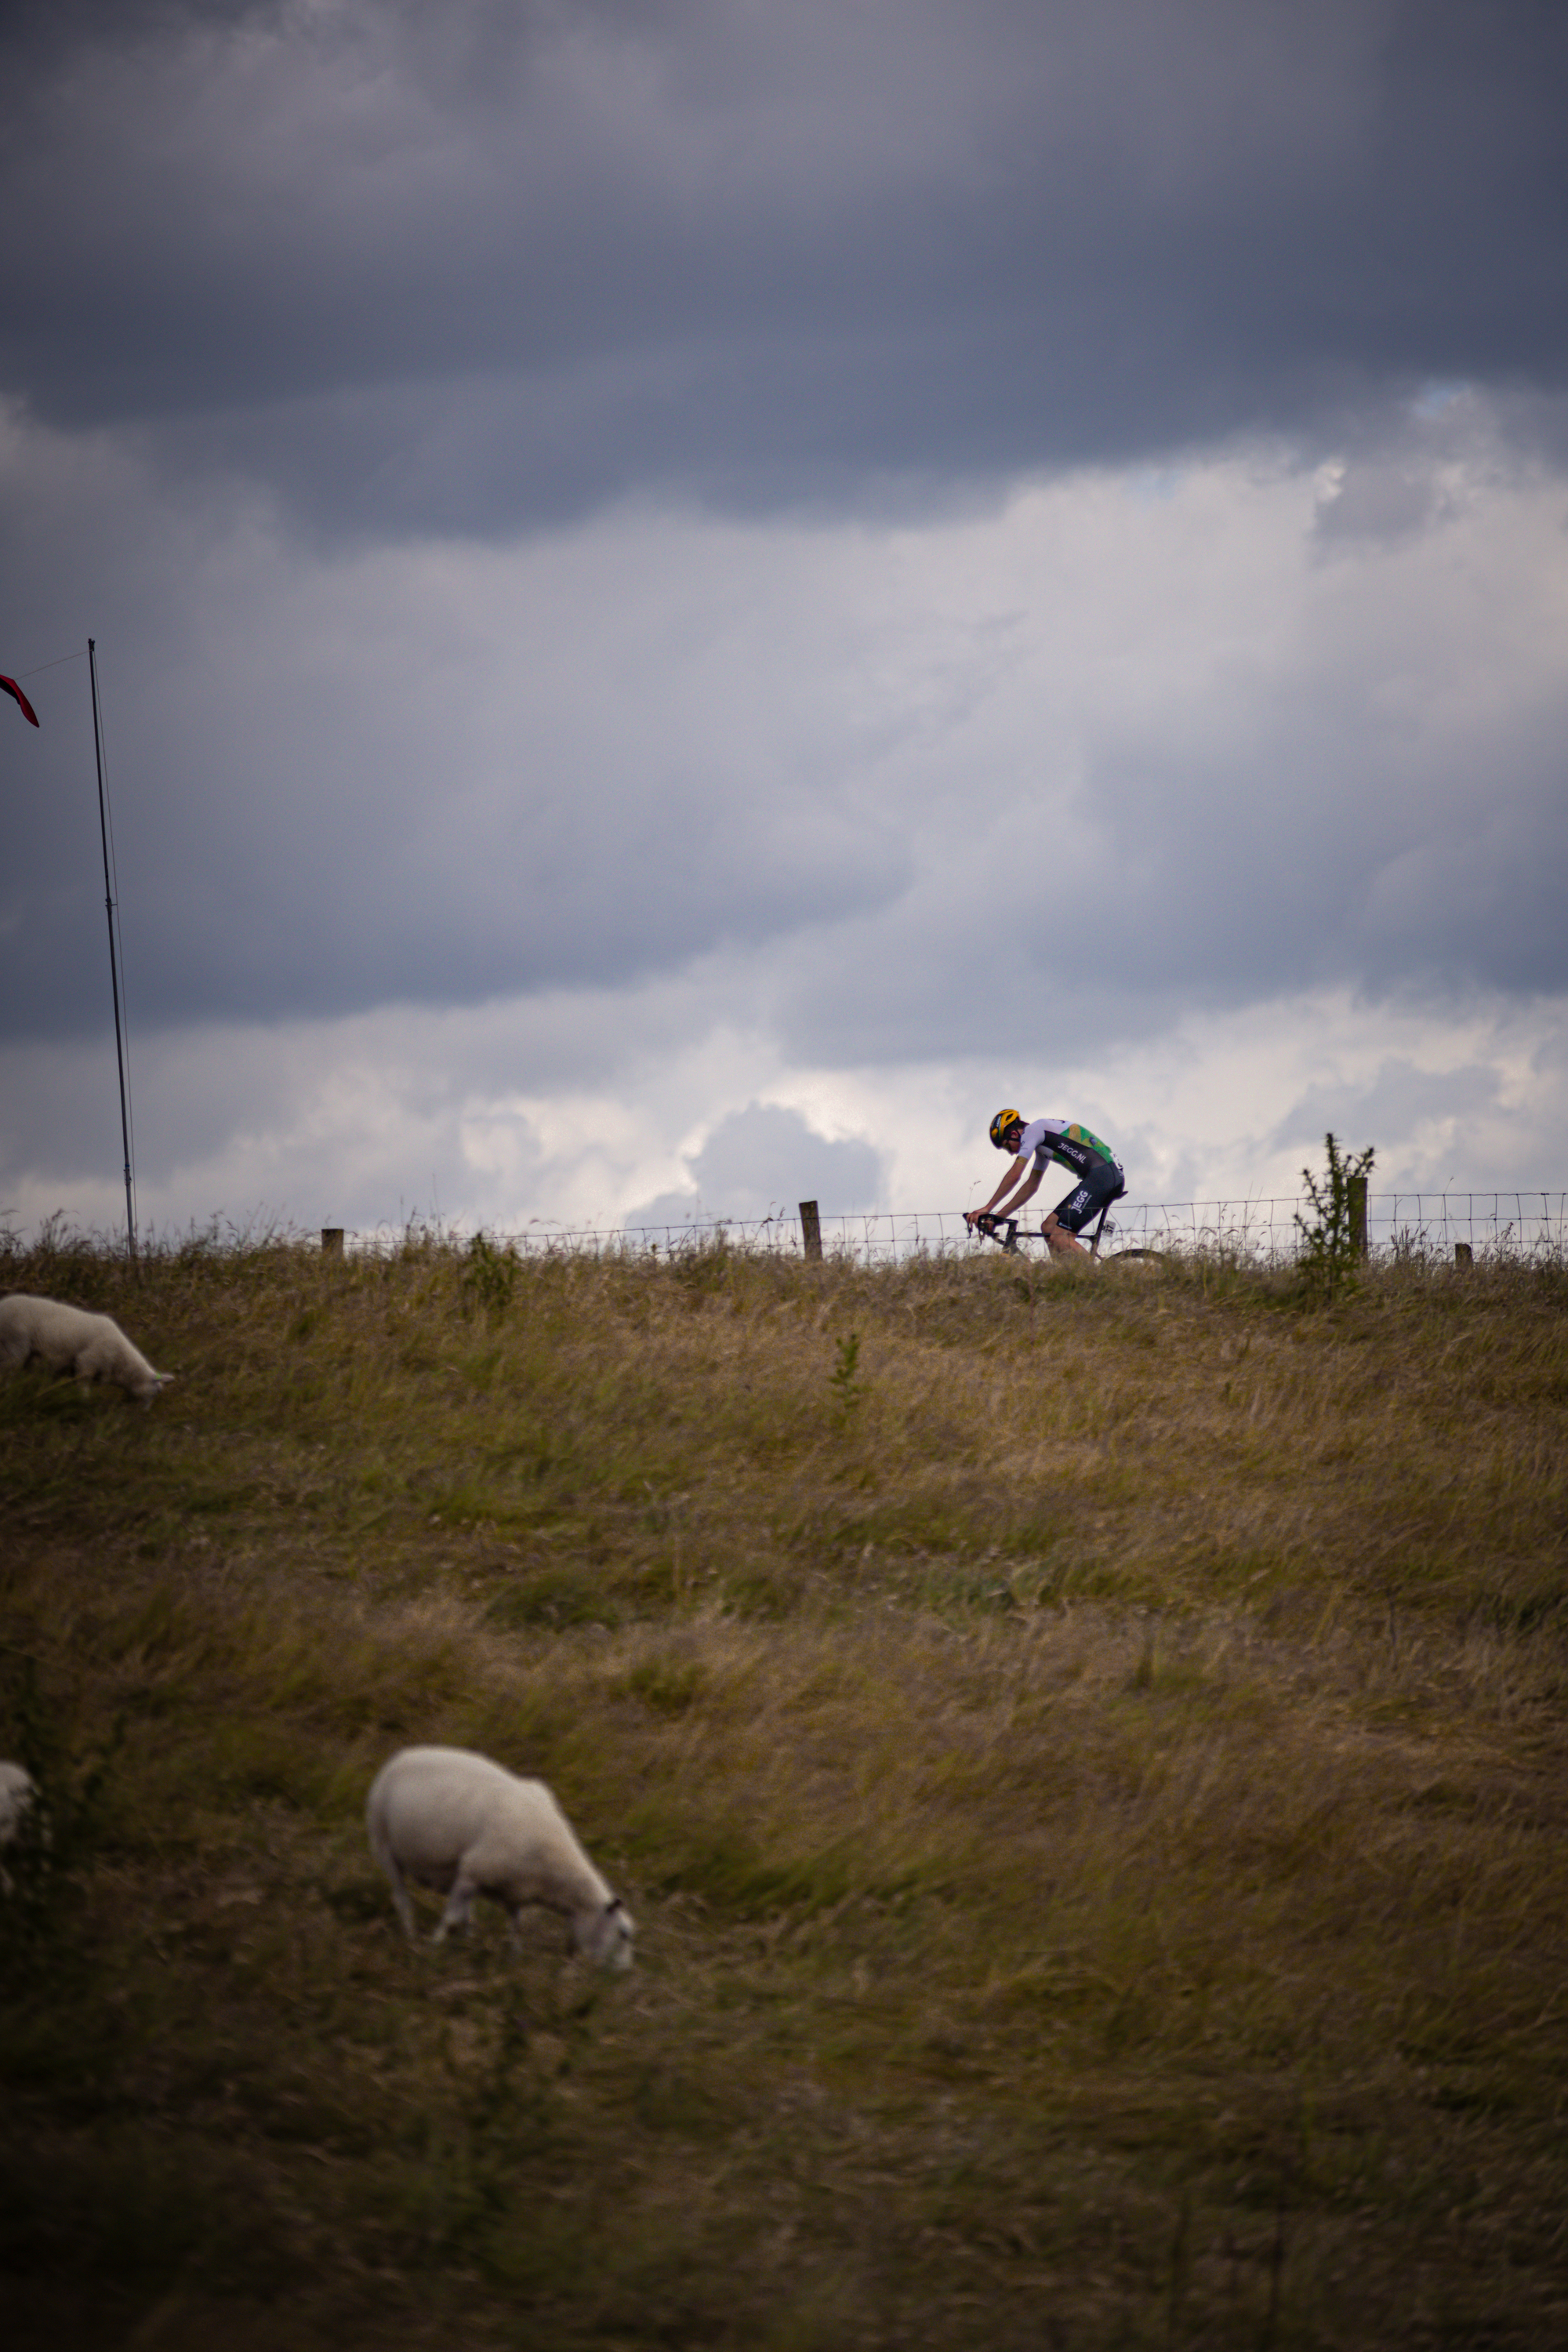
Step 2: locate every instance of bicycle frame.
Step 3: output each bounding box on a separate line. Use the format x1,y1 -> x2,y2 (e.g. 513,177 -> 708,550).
970,1200 -> 1118,1258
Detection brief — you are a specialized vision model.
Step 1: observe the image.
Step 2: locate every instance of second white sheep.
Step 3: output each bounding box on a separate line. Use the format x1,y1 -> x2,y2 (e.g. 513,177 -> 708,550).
0,1760 -> 37,1845
367,1745 -> 634,1968
0,1761 -> 39,1893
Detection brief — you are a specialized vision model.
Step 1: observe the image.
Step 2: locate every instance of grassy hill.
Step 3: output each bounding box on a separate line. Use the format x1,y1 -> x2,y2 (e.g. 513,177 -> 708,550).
2,1225 -> 1566,2350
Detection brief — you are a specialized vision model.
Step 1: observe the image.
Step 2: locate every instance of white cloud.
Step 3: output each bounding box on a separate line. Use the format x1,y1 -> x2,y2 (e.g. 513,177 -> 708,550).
624,1100 -> 884,1229
5,979 -> 1565,1250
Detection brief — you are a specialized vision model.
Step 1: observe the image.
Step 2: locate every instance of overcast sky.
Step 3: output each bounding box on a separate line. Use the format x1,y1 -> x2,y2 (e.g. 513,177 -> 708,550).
3,0 -> 1566,1240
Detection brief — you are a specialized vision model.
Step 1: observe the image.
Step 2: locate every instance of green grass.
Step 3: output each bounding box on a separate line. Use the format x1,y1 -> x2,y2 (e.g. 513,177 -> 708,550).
2,1230 -> 1566,2347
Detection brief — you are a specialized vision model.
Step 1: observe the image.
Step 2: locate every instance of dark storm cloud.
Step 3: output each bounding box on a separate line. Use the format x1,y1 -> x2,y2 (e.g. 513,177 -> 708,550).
0,610 -> 910,1046
769,718 -> 1568,1069
3,399 -> 1562,1054
1269,1059 -> 1501,1160
2,0 -> 1564,533
760,466 -> 1568,1069
3,0 -> 1564,1094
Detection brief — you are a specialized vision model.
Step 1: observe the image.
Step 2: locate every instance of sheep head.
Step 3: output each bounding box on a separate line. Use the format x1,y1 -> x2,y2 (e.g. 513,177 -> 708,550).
574,1893 -> 635,1969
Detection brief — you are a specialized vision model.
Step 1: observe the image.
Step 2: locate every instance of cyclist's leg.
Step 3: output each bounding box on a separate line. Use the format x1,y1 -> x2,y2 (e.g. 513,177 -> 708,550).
1041,1181 -> 1093,1256
1043,1163 -> 1122,1258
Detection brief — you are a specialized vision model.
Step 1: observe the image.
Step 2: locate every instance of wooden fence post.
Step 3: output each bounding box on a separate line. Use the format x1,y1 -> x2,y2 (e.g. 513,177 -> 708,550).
799,1200 -> 822,1263
1348,1177 -> 1368,1259
321,1228 -> 344,1258
1454,1241 -> 1472,1268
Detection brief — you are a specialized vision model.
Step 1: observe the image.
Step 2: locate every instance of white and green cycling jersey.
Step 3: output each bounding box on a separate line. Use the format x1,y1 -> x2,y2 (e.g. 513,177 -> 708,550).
1015,1118 -> 1121,1181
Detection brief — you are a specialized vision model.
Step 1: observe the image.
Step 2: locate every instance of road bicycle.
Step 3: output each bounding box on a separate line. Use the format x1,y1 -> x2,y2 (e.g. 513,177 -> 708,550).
967,1203 -> 1156,1261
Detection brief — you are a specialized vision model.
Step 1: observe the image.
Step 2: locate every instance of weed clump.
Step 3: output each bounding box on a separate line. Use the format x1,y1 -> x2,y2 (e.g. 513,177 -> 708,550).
461,1230 -> 519,1322
829,1328 -> 864,1421
1294,1131 -> 1376,1305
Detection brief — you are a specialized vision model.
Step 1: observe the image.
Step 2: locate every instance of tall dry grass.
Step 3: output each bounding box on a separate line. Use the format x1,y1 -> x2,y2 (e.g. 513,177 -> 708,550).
2,1228 -> 1565,2348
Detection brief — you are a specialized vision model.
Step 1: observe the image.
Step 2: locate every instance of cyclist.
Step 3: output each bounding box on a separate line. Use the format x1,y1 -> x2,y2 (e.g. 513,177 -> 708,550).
966,1109 -> 1126,1258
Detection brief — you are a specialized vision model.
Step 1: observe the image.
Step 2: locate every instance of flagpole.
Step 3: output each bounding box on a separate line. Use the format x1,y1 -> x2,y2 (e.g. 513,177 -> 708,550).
88,637 -> 136,1261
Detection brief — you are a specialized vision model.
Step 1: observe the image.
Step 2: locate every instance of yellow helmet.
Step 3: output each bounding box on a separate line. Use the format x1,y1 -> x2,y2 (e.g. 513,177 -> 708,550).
989,1108 -> 1024,1151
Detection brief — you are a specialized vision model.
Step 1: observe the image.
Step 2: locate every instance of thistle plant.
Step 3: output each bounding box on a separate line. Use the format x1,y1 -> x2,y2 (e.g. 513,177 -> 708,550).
1295,1131 -> 1375,1303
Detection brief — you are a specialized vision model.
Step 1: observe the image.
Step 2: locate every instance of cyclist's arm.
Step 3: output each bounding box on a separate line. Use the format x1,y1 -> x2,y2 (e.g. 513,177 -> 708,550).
969,1156 -> 1041,1225
994,1163 -> 1044,1218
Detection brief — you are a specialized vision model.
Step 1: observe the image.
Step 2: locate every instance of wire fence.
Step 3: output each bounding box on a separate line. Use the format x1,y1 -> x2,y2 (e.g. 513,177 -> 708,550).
1106,1192 -> 1568,1265
466,1192 -> 1568,1268
11,1192 -> 1565,1270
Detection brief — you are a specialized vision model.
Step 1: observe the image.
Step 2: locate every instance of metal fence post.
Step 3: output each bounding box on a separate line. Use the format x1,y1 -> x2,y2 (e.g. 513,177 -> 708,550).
799,1200 -> 822,1262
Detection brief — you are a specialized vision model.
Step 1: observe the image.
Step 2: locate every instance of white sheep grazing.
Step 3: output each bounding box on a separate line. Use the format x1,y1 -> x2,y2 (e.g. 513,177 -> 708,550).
0,1760 -> 37,1843
0,1293 -> 172,1406
0,1762 -> 38,1891
366,1745 -> 634,1969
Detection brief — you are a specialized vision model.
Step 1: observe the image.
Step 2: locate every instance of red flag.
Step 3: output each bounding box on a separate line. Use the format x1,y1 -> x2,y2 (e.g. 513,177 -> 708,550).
2,676 -> 40,727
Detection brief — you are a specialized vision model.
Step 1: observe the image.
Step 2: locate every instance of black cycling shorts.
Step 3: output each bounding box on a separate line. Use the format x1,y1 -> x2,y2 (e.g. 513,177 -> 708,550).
1051,1160 -> 1125,1234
